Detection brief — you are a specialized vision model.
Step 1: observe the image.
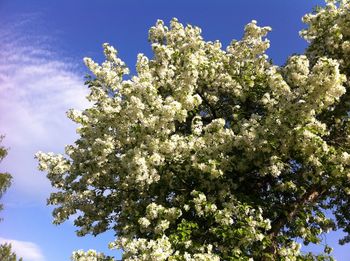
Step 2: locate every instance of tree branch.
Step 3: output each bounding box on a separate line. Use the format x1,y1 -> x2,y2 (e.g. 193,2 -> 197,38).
263,186 -> 326,259
196,91 -> 218,119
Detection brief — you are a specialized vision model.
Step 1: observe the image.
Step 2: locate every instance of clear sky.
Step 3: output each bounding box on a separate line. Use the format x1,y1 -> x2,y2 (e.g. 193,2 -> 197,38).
1,0 -> 349,260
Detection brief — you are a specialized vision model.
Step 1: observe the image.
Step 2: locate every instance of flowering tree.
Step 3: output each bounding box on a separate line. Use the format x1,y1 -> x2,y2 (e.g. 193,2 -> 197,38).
37,1 -> 350,260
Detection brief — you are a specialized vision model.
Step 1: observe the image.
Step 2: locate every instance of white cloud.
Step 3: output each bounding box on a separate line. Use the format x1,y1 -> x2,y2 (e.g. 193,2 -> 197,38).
0,237 -> 45,261
0,15 -> 89,203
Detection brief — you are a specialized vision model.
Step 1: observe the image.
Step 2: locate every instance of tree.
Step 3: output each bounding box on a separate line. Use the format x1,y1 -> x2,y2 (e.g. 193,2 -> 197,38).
0,136 -> 11,219
0,138 -> 22,261
0,244 -> 23,261
36,0 -> 350,259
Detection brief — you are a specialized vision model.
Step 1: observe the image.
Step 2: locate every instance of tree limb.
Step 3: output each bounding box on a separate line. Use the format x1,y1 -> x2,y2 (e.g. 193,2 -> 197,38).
263,186 -> 326,259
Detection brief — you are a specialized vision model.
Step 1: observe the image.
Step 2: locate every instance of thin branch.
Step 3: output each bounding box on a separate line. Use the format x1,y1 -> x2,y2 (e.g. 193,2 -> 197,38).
196,91 -> 218,119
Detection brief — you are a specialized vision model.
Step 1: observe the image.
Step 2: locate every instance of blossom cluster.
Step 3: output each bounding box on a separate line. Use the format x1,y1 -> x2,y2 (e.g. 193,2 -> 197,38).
71,249 -> 114,261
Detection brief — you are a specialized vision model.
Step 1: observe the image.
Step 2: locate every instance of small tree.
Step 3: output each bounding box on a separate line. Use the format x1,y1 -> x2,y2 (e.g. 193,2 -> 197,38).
37,0 -> 350,259
0,136 -> 11,218
0,138 -> 22,261
0,244 -> 23,261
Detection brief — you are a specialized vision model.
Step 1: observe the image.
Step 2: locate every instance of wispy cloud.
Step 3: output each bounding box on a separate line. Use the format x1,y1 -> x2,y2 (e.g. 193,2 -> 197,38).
0,14 -> 89,203
0,237 -> 45,261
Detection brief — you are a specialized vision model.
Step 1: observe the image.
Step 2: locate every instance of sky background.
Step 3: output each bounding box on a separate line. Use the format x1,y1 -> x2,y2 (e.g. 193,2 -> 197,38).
1,0 -> 349,260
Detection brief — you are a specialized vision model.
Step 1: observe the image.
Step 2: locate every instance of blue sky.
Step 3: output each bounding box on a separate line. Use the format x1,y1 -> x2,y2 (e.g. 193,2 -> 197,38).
2,0 -> 350,260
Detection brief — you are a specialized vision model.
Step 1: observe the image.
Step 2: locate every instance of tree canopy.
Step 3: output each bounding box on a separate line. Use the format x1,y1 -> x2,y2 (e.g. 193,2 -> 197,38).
37,0 -> 350,260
